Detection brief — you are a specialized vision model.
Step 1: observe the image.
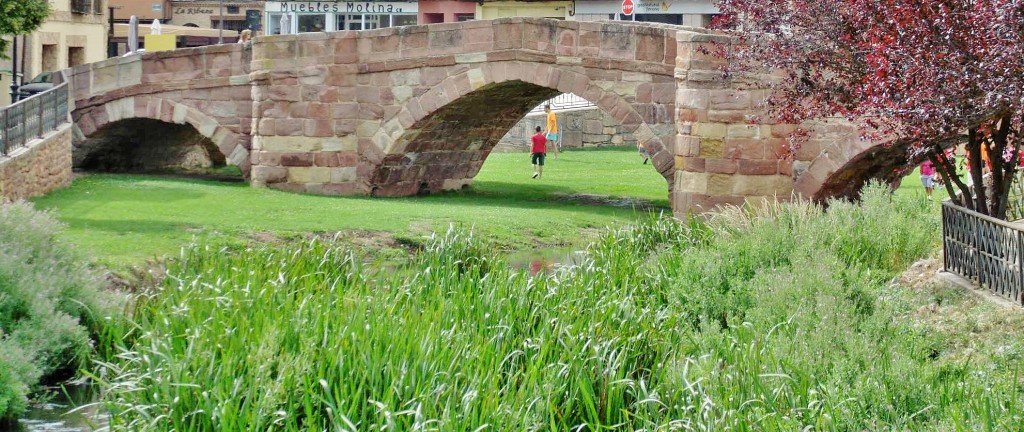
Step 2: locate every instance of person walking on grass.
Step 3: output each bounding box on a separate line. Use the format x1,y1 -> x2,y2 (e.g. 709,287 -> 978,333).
531,126 -> 548,179
544,104 -> 560,160
920,159 -> 936,200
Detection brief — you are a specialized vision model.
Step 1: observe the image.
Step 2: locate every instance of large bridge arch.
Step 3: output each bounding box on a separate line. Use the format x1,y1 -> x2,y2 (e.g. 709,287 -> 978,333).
368,61 -> 676,196
248,18 -> 679,198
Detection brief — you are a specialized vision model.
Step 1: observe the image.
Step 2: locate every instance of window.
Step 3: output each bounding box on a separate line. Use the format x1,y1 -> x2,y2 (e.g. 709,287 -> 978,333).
297,14 -> 326,32
218,19 -> 248,32
70,0 -> 91,14
455,13 -> 474,22
227,6 -> 240,14
42,44 -> 58,72
635,14 -> 683,25
68,47 -> 86,67
267,13 -> 283,34
392,15 -> 417,27
93,0 -> 104,15
423,13 -> 443,24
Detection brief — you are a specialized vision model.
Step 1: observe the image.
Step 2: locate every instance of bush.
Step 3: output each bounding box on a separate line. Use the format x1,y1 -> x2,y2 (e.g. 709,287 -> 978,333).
0,201 -> 120,421
98,185 -> 1024,430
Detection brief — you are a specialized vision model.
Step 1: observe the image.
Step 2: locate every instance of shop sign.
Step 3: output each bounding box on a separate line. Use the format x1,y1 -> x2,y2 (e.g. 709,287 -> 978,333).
576,0 -> 717,15
636,1 -> 672,13
176,7 -> 215,14
272,2 -> 415,14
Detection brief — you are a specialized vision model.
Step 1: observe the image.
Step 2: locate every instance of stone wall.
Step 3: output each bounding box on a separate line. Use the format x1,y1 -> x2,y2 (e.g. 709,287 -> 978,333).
0,124 -> 73,201
495,107 -> 637,152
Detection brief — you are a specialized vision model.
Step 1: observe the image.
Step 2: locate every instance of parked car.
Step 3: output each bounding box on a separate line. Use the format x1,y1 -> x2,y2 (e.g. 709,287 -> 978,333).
16,72 -> 53,99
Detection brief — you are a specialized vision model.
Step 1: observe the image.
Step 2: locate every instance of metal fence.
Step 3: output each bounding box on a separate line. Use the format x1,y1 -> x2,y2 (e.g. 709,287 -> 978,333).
528,93 -> 595,115
942,200 -> 1024,305
1,82 -> 70,157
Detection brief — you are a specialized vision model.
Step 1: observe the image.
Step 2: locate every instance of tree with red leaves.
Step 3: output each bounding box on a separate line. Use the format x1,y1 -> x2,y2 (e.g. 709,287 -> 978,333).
714,0 -> 1024,218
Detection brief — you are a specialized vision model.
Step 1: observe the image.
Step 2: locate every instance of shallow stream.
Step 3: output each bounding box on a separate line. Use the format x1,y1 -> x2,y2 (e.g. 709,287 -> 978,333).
15,385 -> 106,432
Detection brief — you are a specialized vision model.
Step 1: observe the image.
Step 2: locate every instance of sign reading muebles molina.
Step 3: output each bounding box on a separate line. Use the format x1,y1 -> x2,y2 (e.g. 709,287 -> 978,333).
272,1 -> 416,13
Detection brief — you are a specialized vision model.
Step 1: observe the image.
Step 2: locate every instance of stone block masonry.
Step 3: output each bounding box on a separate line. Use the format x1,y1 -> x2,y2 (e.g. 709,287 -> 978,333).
63,17 -> 884,218
0,124 -> 73,201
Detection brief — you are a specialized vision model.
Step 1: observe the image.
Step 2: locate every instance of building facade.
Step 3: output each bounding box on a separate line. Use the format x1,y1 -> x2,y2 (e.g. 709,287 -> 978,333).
475,1 -> 570,20
108,0 -> 172,22
572,0 -> 719,26
169,1 -> 265,32
418,1 -> 475,24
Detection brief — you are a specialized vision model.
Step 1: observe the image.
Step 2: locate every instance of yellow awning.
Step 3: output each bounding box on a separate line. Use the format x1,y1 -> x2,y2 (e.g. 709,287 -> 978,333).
113,23 -> 238,39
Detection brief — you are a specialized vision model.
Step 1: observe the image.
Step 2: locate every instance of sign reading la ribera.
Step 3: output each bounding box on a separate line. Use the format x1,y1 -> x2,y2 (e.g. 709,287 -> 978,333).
275,1 -> 412,13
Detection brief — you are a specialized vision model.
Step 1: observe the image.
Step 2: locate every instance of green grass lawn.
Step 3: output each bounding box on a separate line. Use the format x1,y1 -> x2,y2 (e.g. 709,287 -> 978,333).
892,166 -> 950,202
32,146 -> 668,268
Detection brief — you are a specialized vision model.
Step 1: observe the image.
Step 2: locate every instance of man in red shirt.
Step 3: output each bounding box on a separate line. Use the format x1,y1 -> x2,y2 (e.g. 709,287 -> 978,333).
531,126 -> 547,179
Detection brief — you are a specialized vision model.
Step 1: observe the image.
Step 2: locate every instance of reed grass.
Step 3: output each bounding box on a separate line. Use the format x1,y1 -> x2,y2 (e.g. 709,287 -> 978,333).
94,184 -> 1024,430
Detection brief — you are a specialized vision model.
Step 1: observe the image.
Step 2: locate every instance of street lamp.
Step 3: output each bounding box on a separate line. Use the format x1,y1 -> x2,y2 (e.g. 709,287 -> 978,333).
9,36 -> 19,103
218,0 -> 224,44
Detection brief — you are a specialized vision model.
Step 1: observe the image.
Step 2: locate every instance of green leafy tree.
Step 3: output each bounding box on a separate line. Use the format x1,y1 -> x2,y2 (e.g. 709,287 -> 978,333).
0,0 -> 50,59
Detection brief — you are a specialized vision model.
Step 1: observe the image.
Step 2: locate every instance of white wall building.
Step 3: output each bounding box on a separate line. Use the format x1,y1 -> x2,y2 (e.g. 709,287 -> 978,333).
264,1 -> 418,34
572,0 -> 719,27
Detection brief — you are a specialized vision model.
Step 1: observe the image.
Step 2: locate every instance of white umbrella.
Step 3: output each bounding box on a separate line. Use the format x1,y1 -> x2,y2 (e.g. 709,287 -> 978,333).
151,19 -> 162,35
279,14 -> 291,35
128,15 -> 139,53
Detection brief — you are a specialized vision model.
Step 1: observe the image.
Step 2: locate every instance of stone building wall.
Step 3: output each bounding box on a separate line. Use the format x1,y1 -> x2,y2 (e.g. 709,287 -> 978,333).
495,107 -> 637,152
0,124 -> 74,201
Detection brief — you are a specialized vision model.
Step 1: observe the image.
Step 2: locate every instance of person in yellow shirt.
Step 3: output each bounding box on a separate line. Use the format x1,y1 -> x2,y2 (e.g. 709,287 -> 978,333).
544,104 -> 560,160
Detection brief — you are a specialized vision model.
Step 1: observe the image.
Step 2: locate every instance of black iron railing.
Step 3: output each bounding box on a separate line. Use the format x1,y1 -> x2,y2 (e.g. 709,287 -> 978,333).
1,82 -> 69,157
942,200 -> 1024,305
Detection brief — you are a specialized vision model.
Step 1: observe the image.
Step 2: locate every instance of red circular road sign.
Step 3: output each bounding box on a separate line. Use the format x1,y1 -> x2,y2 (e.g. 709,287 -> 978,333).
622,0 -> 635,16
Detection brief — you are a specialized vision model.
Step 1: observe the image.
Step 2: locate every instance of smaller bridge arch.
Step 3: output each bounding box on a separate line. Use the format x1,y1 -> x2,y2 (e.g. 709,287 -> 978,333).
74,96 -> 249,171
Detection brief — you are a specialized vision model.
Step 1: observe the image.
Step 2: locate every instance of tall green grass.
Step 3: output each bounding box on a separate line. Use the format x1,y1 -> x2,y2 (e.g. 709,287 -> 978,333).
0,202 -> 123,422
95,185 -> 1024,430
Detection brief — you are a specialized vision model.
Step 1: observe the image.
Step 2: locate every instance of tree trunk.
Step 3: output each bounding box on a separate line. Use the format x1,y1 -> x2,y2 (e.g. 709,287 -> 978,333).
967,128 -> 988,215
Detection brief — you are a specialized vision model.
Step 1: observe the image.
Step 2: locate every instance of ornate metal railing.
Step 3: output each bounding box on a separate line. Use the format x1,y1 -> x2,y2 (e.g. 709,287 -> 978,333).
528,93 -> 595,114
1006,171 -> 1024,221
1,81 -> 70,157
942,200 -> 1024,305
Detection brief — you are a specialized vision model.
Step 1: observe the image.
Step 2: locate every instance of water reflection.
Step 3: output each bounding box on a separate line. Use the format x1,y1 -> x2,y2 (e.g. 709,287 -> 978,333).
17,385 -> 107,432
508,248 -> 589,275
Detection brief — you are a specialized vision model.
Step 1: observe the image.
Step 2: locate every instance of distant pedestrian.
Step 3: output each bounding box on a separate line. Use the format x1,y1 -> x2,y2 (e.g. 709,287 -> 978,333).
920,159 -> 936,200
531,126 -> 547,179
544,104 -> 560,160
237,29 -> 252,45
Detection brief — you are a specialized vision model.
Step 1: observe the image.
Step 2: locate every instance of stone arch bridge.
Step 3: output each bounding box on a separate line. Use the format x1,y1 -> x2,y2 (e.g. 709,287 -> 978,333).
65,17 -> 900,217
